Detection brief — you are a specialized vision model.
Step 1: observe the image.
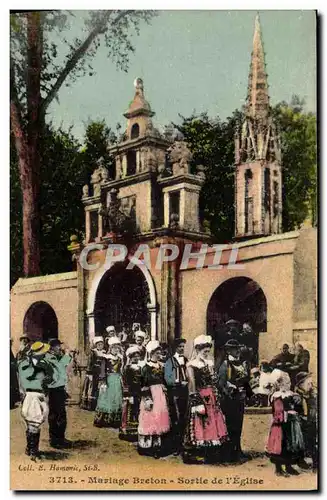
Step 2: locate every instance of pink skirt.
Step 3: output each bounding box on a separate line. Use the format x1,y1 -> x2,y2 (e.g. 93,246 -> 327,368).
138,384 -> 170,436
193,387 -> 228,445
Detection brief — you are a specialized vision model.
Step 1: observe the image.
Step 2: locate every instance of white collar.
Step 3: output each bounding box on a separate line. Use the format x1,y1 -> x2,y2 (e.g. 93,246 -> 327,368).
272,390 -> 294,399
187,358 -> 213,369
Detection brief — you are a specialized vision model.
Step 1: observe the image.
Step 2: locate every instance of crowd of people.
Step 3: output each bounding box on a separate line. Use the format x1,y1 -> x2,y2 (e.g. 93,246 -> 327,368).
10,325 -> 317,477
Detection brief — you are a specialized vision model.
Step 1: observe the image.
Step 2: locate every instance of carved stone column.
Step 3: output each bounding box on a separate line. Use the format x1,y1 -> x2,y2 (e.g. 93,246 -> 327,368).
147,304 -> 157,341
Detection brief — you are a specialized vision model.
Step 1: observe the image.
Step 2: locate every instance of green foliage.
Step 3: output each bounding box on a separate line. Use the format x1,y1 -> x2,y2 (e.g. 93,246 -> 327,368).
10,120 -> 115,286
10,10 -> 157,121
176,110 -> 242,242
272,97 -> 317,230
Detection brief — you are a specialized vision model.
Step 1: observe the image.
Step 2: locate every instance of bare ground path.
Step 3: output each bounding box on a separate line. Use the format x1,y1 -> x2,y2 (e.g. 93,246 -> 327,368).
10,405 -> 317,491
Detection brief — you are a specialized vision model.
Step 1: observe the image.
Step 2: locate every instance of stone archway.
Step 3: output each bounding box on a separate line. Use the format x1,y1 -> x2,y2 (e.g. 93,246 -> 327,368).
23,301 -> 58,342
87,259 -> 157,343
206,276 -> 267,364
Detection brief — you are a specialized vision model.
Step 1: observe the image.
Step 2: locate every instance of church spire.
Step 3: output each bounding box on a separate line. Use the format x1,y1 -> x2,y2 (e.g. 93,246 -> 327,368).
246,13 -> 270,120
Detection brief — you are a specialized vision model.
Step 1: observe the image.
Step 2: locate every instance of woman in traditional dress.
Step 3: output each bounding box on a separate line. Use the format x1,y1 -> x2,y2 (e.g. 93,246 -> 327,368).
94,336 -> 123,428
266,369 -> 305,476
183,335 -> 228,464
138,340 -> 171,458
119,345 -> 142,442
80,336 -> 105,411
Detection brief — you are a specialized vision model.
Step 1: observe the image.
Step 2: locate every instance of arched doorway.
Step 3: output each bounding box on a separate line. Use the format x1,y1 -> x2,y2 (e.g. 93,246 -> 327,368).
94,262 -> 151,336
207,277 -> 267,364
23,301 -> 58,342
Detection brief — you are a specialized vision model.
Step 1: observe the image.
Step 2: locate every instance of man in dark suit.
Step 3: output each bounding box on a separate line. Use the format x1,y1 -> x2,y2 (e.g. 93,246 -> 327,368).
164,339 -> 188,454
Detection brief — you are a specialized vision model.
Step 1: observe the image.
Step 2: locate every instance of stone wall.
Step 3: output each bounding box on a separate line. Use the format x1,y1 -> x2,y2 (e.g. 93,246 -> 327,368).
293,321 -> 318,382
10,272 -> 79,353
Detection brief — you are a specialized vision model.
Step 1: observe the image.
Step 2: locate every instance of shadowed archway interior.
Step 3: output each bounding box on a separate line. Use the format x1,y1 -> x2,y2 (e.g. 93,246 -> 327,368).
207,276 -> 267,363
94,262 -> 151,335
23,301 -> 58,342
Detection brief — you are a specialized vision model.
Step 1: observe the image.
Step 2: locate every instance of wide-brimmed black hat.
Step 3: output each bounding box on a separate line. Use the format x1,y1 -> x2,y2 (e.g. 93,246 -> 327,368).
295,371 -> 311,386
49,338 -> 63,348
224,339 -> 243,349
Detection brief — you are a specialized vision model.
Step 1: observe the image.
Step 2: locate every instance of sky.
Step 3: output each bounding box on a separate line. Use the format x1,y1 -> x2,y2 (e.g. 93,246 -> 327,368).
48,10 -> 316,141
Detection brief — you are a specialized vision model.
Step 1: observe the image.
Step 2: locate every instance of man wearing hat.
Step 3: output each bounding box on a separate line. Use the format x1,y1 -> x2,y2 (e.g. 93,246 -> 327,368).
133,330 -> 147,362
18,341 -> 55,460
16,334 -> 31,362
294,372 -> 318,471
47,339 -> 73,449
217,339 -> 250,463
164,339 -> 189,454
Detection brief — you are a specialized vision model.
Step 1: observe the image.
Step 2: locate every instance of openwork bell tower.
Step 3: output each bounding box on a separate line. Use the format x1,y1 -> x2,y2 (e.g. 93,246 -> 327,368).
235,14 -> 282,239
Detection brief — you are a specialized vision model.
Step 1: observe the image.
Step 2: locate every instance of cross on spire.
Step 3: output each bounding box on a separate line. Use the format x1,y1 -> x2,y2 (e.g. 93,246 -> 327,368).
245,13 -> 270,120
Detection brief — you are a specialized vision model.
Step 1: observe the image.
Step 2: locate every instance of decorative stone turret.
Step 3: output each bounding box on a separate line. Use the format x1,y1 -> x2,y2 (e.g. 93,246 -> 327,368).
234,13 -> 282,239
79,78 -> 208,245
158,139 -> 206,234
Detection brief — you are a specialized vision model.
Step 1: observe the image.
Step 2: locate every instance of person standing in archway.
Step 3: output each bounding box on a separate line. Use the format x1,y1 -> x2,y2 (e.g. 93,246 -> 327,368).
217,339 -> 250,463
133,330 -> 147,363
16,334 -> 31,362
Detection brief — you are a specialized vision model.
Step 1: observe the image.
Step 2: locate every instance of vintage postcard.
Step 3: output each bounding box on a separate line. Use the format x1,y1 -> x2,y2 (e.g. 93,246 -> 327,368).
10,9 -> 318,491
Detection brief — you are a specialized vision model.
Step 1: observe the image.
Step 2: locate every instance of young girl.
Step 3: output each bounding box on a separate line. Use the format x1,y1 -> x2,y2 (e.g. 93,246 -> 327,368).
138,340 -> 171,458
119,345 -> 142,442
183,335 -> 228,464
80,336 -> 105,411
266,369 -> 305,476
94,337 -> 123,428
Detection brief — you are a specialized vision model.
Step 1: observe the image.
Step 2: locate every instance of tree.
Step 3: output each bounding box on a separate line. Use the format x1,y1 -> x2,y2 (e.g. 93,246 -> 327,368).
272,97 -> 317,231
176,111 -> 242,242
79,119 -> 118,180
10,119 -> 117,287
10,10 -> 156,277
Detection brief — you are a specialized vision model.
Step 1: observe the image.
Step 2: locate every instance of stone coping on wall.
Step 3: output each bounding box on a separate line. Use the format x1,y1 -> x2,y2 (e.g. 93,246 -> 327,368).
293,321 -> 317,331
11,271 -> 78,294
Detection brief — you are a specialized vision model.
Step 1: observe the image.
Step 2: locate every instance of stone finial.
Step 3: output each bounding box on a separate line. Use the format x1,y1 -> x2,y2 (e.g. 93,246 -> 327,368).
196,164 -> 206,180
134,77 -> 144,95
82,184 -> 89,198
168,140 -> 193,176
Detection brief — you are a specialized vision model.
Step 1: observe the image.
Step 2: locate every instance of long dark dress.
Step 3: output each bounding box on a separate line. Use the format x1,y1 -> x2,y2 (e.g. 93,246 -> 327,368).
80,349 -> 105,411
119,363 -> 142,441
266,392 -> 305,465
217,357 -> 249,462
183,360 -> 228,463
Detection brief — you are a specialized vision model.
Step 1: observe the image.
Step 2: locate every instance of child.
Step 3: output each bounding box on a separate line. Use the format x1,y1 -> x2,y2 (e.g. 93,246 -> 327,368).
294,372 -> 318,471
266,370 -> 305,477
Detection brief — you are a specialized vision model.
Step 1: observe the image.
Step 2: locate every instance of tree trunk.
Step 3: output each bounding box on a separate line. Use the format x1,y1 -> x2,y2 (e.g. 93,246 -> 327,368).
21,150 -> 41,277
22,12 -> 43,276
